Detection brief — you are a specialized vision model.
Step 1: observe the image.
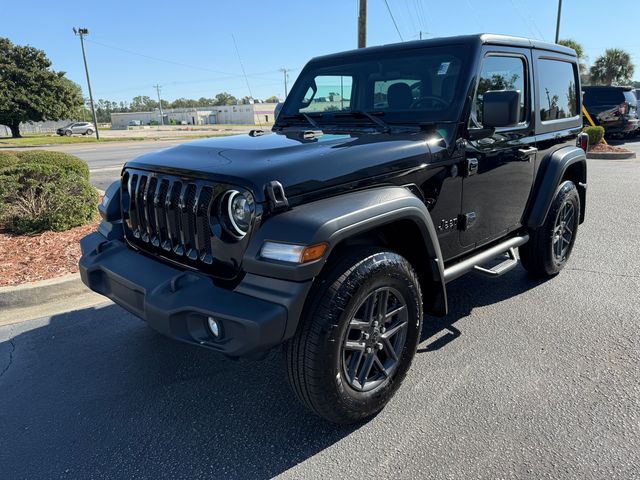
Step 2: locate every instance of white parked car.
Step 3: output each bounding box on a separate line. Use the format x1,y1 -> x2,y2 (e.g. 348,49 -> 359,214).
56,122 -> 94,136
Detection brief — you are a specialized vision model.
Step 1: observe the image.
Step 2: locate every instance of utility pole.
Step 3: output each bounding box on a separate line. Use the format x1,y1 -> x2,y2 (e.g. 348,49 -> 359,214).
73,28 -> 99,140
279,68 -> 289,97
154,84 -> 164,126
555,0 -> 563,43
358,0 -> 367,48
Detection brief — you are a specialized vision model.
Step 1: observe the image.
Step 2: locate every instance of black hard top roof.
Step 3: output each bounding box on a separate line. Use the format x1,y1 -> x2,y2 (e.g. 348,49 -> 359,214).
583,85 -> 635,91
310,33 -> 576,63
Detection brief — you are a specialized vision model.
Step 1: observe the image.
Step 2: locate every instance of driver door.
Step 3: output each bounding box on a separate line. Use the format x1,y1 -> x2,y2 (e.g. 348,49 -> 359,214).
460,49 -> 536,249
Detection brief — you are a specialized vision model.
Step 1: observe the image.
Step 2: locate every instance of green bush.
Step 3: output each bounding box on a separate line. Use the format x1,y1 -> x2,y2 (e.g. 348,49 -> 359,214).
583,126 -> 605,146
0,161 -> 97,234
15,150 -> 90,180
0,151 -> 20,169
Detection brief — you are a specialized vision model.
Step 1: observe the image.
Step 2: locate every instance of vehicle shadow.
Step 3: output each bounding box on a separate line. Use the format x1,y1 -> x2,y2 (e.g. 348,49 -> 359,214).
0,266 -> 547,479
418,266 -> 549,352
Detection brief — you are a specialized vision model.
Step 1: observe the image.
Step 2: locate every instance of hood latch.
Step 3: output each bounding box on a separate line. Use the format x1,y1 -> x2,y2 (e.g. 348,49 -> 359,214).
265,180 -> 289,212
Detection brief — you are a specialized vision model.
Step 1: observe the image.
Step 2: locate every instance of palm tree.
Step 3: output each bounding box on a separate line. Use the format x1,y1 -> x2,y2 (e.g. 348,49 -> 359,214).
590,49 -> 635,86
558,39 -> 587,74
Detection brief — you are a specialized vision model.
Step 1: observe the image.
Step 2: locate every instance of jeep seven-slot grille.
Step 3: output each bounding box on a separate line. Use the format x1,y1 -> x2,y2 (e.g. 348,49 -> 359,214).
123,171 -> 215,266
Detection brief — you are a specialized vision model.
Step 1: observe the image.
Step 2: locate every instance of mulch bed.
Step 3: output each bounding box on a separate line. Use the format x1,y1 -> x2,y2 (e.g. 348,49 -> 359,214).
589,143 -> 632,153
0,222 -> 99,287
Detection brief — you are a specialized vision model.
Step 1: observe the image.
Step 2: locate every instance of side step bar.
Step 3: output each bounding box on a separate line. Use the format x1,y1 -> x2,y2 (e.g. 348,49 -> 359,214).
443,234 -> 530,283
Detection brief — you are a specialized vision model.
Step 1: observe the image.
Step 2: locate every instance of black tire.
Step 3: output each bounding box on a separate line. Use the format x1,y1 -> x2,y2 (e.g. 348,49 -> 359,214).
64,130 -> 72,137
286,247 -> 423,424
520,180 -> 580,277
86,129 -> 93,135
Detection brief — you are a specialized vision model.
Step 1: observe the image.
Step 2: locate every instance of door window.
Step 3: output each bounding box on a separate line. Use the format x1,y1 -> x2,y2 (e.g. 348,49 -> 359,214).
299,75 -> 353,113
471,55 -> 527,128
537,59 -> 579,121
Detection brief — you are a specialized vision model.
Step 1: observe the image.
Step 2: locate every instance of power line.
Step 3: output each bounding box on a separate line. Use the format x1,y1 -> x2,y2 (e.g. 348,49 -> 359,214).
507,0 -> 537,39
403,0 -> 419,37
83,38 -> 281,81
383,0 -> 404,41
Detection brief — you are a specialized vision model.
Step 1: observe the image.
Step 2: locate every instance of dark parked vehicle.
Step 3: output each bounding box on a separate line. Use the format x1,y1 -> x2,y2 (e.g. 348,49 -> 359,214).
80,34 -> 587,424
582,85 -> 638,137
56,122 -> 94,136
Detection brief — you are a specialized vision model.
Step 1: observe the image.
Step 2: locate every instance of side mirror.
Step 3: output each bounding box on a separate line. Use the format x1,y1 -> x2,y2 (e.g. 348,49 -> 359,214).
482,90 -> 521,128
274,102 -> 284,120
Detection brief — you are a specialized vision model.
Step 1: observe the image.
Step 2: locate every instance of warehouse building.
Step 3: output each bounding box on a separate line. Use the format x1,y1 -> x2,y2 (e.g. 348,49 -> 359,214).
110,103 -> 278,129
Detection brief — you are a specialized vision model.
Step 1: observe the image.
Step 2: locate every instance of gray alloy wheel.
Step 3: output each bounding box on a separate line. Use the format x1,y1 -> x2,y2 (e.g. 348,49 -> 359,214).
341,286 -> 409,392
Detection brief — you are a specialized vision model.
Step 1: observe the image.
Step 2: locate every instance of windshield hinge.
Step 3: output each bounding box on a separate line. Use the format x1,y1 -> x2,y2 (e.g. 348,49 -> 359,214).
265,180 -> 289,212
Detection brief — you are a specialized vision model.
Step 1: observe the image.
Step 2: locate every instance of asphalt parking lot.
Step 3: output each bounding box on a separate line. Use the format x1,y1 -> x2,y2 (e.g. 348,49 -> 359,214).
1,148 -> 639,479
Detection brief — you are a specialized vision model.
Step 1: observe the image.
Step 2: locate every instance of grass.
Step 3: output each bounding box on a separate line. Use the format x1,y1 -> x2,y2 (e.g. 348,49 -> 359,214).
0,132 -> 237,147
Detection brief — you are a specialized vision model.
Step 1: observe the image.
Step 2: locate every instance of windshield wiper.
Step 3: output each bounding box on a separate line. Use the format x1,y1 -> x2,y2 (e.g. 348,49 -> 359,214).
279,113 -> 324,132
334,110 -> 391,133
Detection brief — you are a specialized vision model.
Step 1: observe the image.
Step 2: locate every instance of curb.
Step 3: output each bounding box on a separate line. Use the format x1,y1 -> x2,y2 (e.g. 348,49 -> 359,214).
0,274 -> 90,310
587,151 -> 636,160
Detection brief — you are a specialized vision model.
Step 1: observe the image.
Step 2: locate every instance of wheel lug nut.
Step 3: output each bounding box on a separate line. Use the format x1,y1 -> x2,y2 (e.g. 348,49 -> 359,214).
363,333 -> 370,340
373,321 -> 379,327
381,327 -> 386,333
376,342 -> 383,350
366,347 -> 372,353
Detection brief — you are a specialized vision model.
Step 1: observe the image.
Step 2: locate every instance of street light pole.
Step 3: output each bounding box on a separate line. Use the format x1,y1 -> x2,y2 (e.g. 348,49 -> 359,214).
73,28 -> 99,140
555,0 -> 563,43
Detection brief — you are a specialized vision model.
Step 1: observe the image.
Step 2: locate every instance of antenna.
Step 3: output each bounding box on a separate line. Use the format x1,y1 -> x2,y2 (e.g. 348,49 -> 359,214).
231,34 -> 262,128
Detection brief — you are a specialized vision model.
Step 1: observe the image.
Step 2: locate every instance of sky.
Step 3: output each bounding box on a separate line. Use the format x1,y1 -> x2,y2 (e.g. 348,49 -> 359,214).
1,0 -> 638,103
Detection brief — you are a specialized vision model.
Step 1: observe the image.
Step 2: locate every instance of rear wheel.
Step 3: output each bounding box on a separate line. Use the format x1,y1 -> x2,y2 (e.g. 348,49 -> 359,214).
286,248 -> 423,424
520,180 -> 580,277
86,129 -> 93,135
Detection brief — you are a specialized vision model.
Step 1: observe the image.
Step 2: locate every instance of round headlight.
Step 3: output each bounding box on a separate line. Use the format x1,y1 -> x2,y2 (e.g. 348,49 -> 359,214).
226,190 -> 254,237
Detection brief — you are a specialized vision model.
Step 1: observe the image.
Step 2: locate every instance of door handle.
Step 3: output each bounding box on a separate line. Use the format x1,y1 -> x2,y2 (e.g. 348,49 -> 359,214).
518,146 -> 538,155
465,158 -> 479,176
517,147 -> 538,162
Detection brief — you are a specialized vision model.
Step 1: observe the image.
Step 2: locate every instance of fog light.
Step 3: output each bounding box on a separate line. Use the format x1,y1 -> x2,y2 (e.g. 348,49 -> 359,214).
207,316 -> 221,337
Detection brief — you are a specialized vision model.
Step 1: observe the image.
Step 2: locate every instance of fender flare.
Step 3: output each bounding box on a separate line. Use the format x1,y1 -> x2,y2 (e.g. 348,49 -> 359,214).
243,186 -> 447,316
525,146 -> 587,229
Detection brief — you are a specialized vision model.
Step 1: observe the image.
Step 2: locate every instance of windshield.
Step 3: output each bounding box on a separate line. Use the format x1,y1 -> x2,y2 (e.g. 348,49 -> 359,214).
278,45 -> 471,128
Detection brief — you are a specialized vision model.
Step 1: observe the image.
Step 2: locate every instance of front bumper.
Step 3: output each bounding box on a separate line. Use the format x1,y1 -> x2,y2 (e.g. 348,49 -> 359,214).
79,232 -> 312,357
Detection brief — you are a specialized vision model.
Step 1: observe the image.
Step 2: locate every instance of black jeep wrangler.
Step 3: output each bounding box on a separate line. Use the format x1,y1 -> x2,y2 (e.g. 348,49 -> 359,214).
80,34 -> 587,424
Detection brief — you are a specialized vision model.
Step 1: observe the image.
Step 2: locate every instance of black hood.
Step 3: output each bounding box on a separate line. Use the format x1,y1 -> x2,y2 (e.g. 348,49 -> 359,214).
125,131 -> 435,203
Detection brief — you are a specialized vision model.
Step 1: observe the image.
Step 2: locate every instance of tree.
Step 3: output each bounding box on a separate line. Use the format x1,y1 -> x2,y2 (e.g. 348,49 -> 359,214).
264,95 -> 280,103
130,95 -> 158,112
558,39 -> 587,74
213,92 -> 238,106
0,38 -> 83,138
590,49 -> 635,86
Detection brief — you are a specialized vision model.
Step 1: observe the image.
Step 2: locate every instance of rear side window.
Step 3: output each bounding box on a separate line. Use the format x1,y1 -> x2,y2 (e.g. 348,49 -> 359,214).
538,59 -> 579,121
472,55 -> 527,127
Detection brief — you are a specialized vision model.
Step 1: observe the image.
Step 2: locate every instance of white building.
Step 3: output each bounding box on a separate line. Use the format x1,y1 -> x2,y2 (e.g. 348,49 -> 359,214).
110,103 -> 278,129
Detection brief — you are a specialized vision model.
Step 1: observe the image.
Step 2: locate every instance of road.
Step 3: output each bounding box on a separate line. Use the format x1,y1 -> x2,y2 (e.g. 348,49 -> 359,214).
7,140 -> 188,190
1,151 -> 639,479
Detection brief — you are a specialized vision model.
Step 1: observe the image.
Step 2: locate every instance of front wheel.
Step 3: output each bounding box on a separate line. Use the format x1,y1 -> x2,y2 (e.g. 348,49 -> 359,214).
286,248 -> 423,424
520,180 -> 580,277
64,130 -> 72,137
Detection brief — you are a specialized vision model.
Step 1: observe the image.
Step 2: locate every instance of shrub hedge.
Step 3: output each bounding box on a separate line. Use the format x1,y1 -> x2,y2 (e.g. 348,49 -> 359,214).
0,151 -> 20,169
0,150 -> 97,234
583,126 -> 605,146
14,150 -> 90,180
